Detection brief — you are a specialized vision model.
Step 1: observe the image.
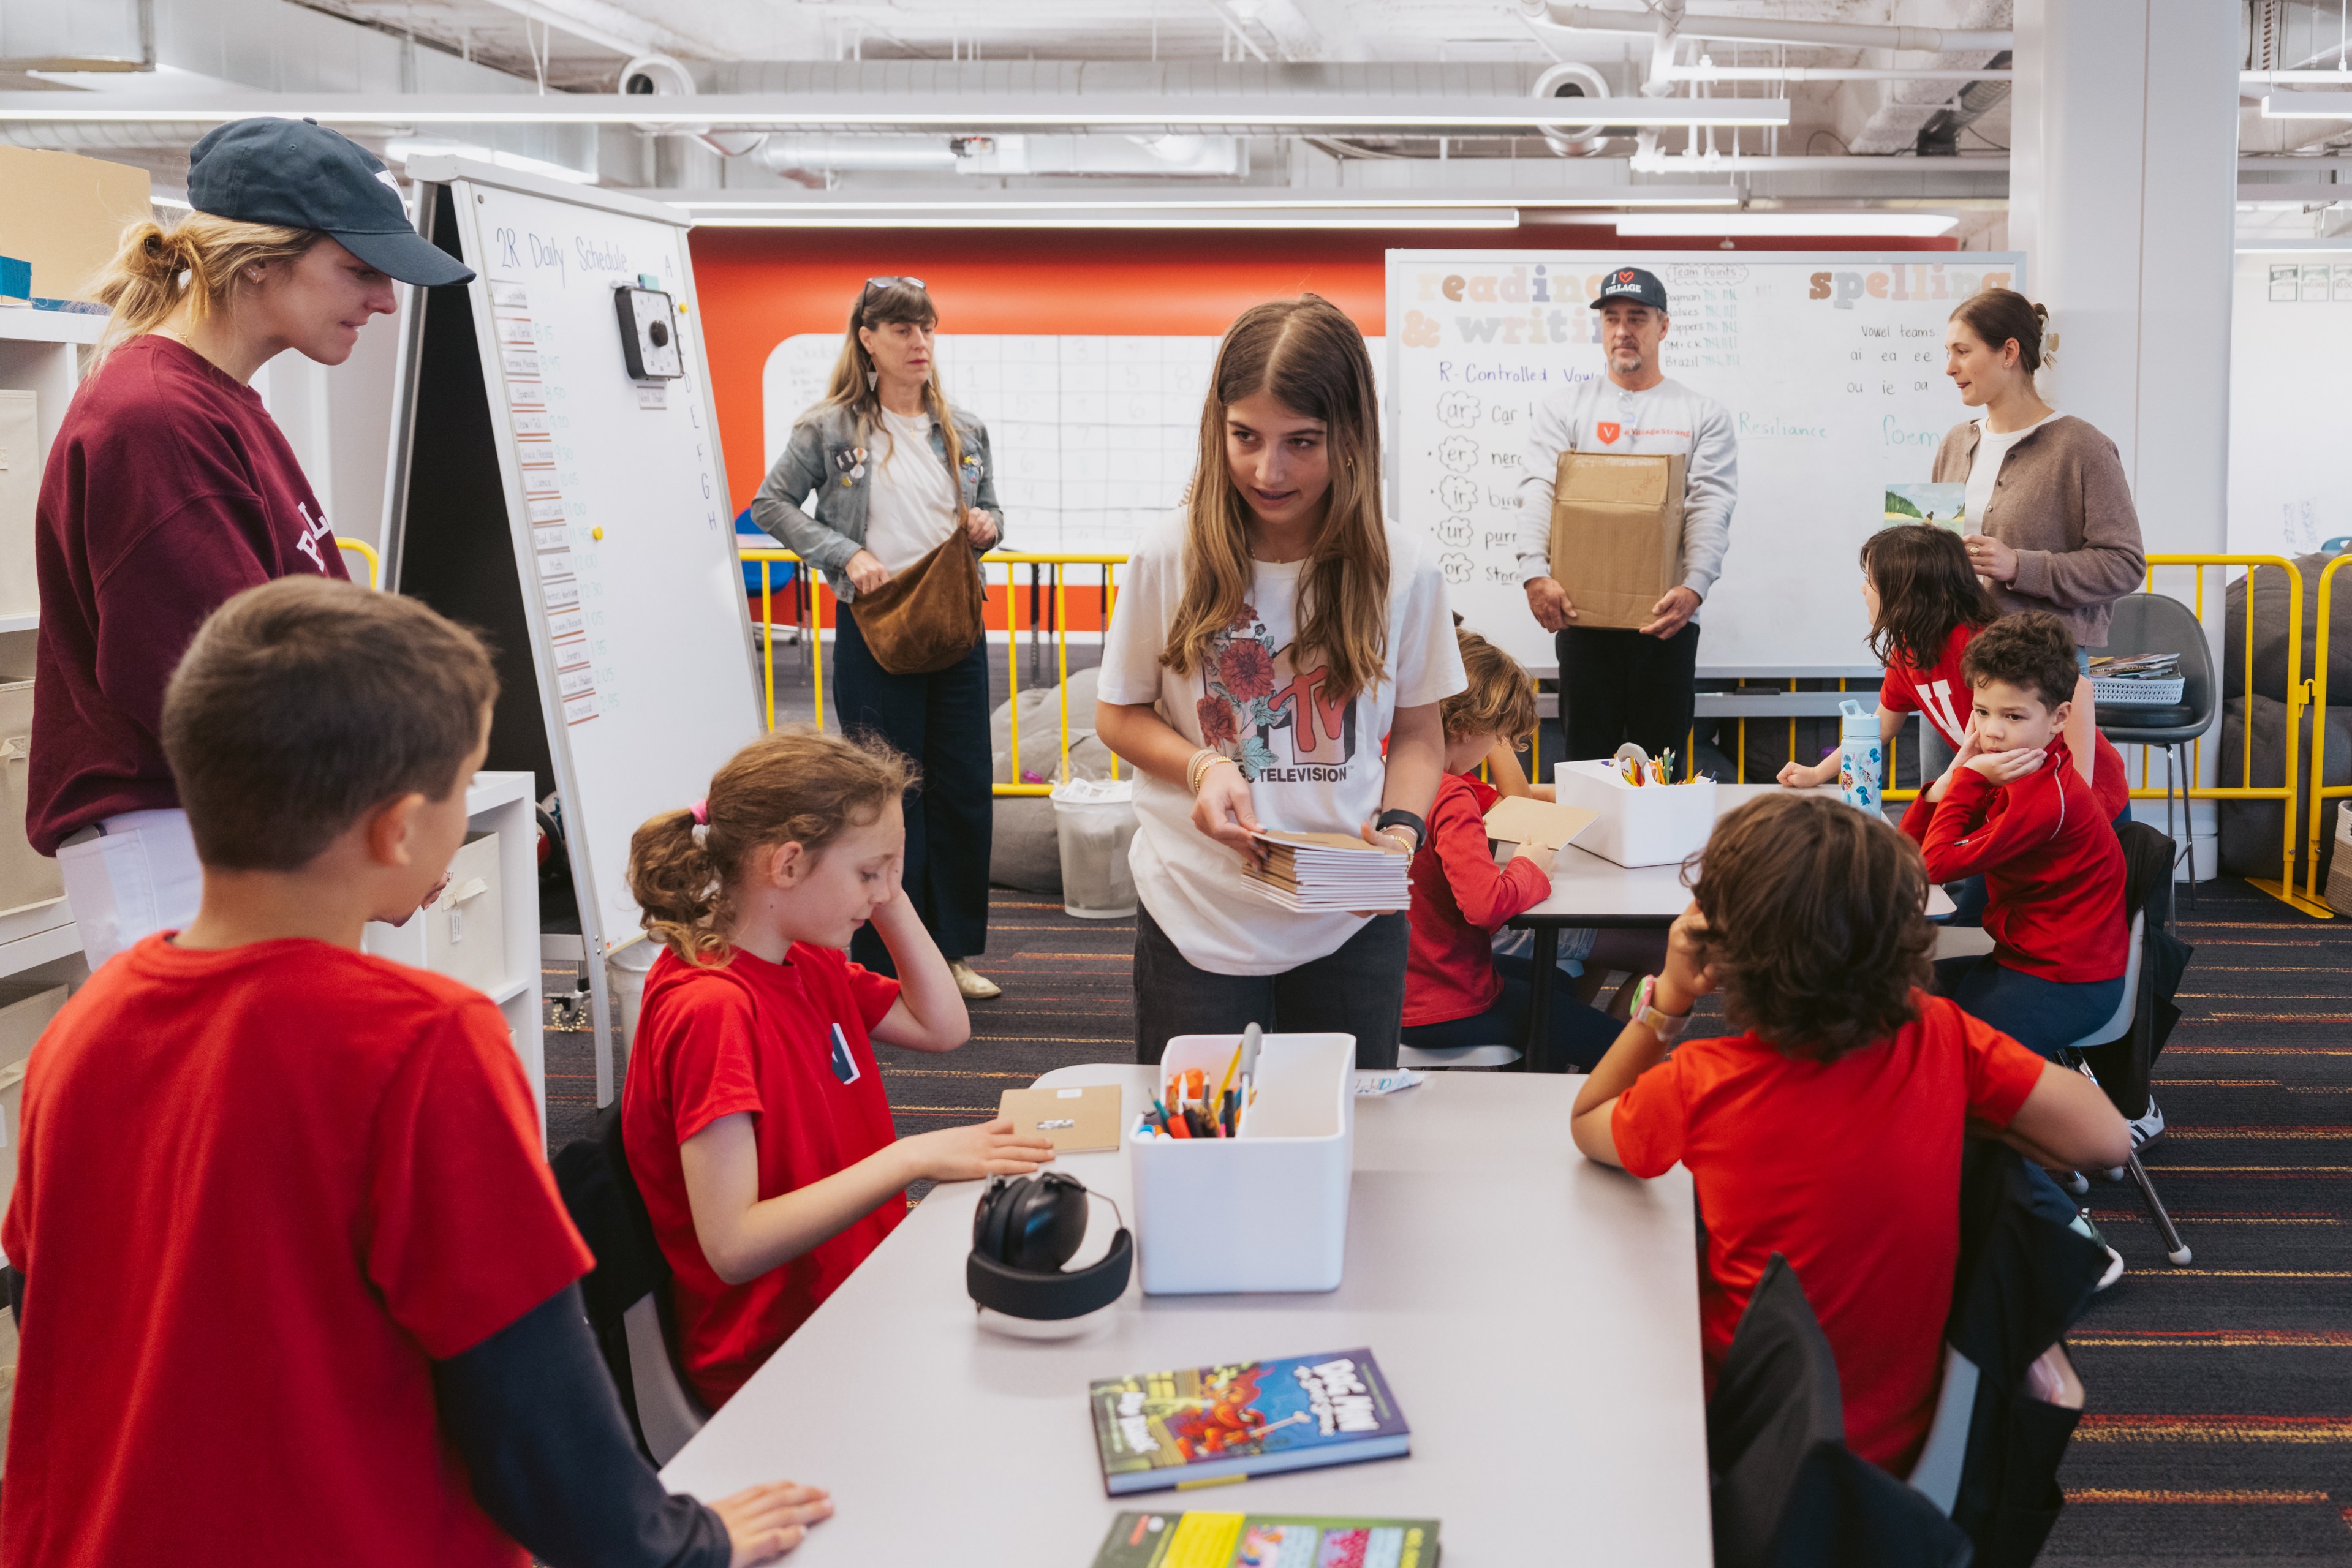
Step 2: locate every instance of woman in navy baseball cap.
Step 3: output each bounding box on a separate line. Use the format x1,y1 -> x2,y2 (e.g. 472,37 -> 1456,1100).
29,118 -> 475,968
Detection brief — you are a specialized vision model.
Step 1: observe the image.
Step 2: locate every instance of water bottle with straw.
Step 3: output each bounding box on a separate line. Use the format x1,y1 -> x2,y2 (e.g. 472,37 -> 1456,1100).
1838,699 -> 1883,812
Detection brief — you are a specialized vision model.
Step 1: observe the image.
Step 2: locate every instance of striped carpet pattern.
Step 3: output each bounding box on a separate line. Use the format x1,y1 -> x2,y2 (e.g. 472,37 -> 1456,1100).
547,881 -> 2352,1562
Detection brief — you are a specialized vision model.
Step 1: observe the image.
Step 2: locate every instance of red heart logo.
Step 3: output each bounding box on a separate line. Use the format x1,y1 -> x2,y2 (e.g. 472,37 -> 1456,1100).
1619,271 -> 1633,283
1597,421 -> 1622,444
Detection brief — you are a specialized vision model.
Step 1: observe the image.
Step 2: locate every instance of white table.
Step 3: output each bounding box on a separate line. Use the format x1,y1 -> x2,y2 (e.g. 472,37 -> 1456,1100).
1511,784 -> 1953,1069
661,1068 -> 1713,1567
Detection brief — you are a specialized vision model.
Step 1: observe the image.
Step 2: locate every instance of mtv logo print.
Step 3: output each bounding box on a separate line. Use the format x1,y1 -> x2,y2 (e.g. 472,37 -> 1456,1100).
1195,601 -> 1357,780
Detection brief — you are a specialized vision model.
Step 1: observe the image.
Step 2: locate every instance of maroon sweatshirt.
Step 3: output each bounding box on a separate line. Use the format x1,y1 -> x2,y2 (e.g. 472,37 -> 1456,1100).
28,336 -> 347,854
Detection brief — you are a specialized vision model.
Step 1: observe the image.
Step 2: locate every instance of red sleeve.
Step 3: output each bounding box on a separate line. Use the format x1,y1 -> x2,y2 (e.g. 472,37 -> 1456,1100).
1950,1000 -> 2049,1128
649,978 -> 768,1144
1430,784 -> 1552,930
1880,663 -> 1918,715
842,961 -> 902,1032
1898,785 -> 1940,847
1608,1052 -> 1695,1179
363,1002 -> 595,1360
1918,769 -> 2054,883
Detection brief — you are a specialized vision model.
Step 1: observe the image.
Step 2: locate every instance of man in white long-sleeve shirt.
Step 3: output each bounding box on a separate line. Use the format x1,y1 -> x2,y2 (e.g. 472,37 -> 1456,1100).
1517,266 -> 1739,761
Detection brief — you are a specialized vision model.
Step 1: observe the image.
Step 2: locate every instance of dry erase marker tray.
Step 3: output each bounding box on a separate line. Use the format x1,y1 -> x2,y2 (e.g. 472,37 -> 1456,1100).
1553,760 -> 1718,868
1128,1033 -> 1355,1296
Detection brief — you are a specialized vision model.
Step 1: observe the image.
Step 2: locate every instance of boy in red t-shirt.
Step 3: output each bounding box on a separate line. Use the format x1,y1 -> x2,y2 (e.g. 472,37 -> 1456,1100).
1402,631 -> 1617,1068
621,729 -> 1056,1409
1,579 -> 828,1568
1899,612 -> 2130,1064
1571,794 -> 2128,1476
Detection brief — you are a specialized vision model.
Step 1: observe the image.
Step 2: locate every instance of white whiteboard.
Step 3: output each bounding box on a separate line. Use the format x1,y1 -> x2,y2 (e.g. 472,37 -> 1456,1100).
439,162 -> 763,947
2228,249 -> 2352,560
1386,250 -> 2023,674
762,333 -> 1386,555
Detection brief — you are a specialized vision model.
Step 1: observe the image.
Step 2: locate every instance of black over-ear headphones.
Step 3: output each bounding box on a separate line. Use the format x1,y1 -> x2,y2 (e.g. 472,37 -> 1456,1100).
967,1171 -> 1133,1321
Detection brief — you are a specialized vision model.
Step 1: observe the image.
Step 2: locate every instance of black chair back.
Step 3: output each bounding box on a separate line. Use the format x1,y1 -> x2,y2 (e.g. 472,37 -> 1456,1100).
550,1099 -> 672,1457
2098,592 -> 2216,744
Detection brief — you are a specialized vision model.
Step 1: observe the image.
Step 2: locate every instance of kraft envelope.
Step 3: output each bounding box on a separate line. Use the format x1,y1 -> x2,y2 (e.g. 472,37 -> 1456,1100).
997,1084 -> 1122,1153
1483,796 -> 1599,852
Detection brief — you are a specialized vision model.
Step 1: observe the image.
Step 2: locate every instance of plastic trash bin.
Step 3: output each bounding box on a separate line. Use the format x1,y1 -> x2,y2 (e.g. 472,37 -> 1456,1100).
1051,776 -> 1138,919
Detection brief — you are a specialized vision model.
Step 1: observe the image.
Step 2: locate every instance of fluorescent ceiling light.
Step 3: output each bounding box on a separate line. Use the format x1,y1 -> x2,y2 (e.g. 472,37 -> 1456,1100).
384,138 -> 596,185
670,194 -> 1728,213
693,208 -> 1522,230
0,91 -> 1790,131
2261,92 -> 2352,119
1614,211 -> 1958,236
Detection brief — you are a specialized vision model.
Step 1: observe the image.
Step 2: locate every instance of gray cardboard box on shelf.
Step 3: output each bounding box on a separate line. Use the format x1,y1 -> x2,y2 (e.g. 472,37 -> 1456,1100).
0,146 -> 154,303
0,681 -> 62,918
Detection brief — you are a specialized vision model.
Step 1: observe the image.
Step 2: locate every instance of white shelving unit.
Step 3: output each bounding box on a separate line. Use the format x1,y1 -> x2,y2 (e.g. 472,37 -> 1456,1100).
363,771 -> 546,1138
0,311 -> 105,987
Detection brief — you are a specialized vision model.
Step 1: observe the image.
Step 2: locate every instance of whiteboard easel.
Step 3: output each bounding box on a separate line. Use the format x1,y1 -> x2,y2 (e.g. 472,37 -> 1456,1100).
384,157 -> 762,1105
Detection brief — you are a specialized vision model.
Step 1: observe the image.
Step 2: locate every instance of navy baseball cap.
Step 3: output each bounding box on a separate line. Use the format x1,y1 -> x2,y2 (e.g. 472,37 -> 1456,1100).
187,118 -> 474,288
1592,265 -> 1669,313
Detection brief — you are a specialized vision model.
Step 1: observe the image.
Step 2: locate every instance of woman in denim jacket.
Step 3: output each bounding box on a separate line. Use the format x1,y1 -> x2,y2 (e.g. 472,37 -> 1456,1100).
749,278 -> 1006,998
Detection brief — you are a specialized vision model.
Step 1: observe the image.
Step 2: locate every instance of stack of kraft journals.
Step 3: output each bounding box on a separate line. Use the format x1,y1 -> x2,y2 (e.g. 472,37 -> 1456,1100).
1239,829 -> 1410,913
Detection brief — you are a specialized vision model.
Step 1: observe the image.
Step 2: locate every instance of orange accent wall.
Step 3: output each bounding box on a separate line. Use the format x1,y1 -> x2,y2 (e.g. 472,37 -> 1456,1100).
687,225 -> 1959,517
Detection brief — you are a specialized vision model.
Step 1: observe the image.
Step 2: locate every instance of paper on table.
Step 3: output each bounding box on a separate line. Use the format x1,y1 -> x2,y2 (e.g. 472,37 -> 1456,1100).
1483,796 -> 1598,852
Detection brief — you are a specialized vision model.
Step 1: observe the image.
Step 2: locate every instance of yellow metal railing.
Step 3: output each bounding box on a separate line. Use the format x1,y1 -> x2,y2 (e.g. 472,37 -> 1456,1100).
335,537 -> 380,588
739,549 -> 1122,797
2306,552 -> 2350,911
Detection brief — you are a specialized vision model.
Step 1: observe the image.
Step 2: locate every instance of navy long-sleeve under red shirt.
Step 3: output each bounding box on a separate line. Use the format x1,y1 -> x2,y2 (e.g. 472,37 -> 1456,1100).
1899,739 -> 2127,984
1405,772 -> 1553,1027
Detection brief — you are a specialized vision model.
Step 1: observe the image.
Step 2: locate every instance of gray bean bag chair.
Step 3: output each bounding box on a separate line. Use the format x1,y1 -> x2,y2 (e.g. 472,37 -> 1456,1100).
2224,550 -> 2352,705
988,665 -> 1120,896
2216,693 -> 2352,886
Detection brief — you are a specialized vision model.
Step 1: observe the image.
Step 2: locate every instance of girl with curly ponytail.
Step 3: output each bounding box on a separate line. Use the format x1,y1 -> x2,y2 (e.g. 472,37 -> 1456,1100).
618,728 -> 1054,1409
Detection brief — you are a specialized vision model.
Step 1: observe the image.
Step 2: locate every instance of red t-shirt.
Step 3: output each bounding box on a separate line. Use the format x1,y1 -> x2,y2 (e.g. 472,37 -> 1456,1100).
1882,624 -> 2129,820
28,336 -> 348,853
1611,994 -> 2048,1474
0,936 -> 590,1568
621,943 -> 905,1408
1405,772 -> 1551,1027
1899,741 -> 2128,983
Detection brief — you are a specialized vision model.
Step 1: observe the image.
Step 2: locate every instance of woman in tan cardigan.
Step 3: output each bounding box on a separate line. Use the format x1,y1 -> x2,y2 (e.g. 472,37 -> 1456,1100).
1932,289 -> 2146,652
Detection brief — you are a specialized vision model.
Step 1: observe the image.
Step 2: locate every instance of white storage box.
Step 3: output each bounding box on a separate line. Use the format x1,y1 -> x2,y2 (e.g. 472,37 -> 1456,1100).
0,681 -> 62,918
1554,760 -> 1718,869
0,984 -> 69,1225
363,832 -> 508,995
0,391 -> 36,622
1130,1033 -> 1354,1296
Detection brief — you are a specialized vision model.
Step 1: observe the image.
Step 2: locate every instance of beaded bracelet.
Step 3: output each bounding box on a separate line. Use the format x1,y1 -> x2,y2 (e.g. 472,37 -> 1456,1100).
1187,748 -> 1238,795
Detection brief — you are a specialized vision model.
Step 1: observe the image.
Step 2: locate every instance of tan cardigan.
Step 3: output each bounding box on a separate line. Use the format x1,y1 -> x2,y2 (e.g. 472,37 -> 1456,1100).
1931,415 -> 2147,648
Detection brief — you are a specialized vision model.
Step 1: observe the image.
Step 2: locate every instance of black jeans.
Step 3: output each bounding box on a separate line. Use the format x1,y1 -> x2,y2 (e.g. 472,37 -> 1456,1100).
1557,622 -> 1701,762
833,604 -> 992,971
1397,953 -> 1619,1072
1133,904 -> 1410,1069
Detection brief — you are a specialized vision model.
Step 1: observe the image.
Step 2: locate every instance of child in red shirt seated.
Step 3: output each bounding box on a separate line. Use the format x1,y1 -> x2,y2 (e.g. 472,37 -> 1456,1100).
1900,612 -> 2130,1063
622,729 -> 1055,1409
1402,631 -> 1617,1068
1780,524 -> 2128,829
1570,793 -> 2128,1476
1,579 -> 826,1568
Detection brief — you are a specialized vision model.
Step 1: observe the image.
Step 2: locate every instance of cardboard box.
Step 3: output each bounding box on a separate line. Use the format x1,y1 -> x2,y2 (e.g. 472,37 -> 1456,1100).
0,146 -> 153,302
1554,759 -> 1717,868
0,984 -> 69,1226
1546,450 -> 1686,630
0,682 -> 63,918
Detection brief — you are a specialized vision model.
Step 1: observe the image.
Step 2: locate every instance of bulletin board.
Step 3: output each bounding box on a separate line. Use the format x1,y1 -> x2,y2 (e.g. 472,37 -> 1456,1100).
2227,248 -> 2352,560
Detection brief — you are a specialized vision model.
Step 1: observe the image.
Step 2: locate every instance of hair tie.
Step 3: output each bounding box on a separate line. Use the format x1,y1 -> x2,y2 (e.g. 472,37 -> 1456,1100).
691,824 -> 710,849
690,799 -> 709,825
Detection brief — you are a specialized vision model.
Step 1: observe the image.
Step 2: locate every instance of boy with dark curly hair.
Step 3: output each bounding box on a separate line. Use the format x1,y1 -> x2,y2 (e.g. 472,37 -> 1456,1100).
1570,793 -> 2127,1476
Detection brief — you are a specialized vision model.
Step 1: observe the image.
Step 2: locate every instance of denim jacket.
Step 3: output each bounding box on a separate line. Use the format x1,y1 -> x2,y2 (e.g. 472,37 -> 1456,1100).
747,401 -> 1004,603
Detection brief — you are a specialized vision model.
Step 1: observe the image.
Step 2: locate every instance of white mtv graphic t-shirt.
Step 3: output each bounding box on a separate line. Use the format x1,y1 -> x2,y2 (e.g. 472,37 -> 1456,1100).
1099,511 -> 1465,975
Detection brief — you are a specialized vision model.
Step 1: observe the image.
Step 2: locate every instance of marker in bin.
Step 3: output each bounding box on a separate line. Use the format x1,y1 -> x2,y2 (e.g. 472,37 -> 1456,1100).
1140,1025 -> 1261,1139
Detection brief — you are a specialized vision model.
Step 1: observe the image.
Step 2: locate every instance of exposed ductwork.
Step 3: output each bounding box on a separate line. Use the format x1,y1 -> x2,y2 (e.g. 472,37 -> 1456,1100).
1522,2 -> 2013,53
758,133 -> 1247,179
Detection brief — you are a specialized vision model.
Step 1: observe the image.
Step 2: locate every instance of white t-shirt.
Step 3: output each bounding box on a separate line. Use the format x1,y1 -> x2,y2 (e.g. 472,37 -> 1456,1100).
1962,410 -> 2062,534
866,407 -> 959,575
1098,512 -> 1465,975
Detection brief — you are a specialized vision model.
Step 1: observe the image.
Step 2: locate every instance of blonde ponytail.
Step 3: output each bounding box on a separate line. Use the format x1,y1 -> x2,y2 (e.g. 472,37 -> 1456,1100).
627,728 -> 915,965
93,213 -> 322,363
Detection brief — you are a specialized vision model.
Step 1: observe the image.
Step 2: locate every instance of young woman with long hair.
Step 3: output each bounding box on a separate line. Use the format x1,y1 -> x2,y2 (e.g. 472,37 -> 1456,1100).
1095,296 -> 1464,1068
29,118 -> 472,969
748,279 -> 1006,1000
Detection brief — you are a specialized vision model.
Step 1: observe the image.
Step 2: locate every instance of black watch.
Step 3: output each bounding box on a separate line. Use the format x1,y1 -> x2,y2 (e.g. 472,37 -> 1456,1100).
1374,809 -> 1427,848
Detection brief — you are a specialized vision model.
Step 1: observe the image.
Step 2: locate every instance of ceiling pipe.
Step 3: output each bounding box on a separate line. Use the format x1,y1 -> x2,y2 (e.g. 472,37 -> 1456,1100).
1665,66 -> 2013,82
1532,60 -> 1613,154
1630,149 -> 2008,172
1524,2 -> 2013,53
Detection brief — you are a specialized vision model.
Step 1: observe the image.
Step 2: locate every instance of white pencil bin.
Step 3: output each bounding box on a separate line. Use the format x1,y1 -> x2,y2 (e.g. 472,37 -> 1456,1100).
1554,760 -> 1719,868
1129,1033 -> 1355,1295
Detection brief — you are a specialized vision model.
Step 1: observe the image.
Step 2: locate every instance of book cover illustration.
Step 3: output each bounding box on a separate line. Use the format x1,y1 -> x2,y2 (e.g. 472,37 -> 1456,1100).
1089,1510 -> 1441,1568
1090,1349 -> 1410,1495
1884,483 -> 1968,533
